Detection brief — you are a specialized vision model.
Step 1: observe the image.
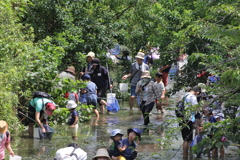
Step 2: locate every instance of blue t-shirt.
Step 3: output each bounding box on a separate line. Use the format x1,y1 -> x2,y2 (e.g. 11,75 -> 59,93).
122,138 -> 137,159
209,116 -> 216,123
109,140 -> 123,157
86,81 -> 97,95
67,110 -> 78,125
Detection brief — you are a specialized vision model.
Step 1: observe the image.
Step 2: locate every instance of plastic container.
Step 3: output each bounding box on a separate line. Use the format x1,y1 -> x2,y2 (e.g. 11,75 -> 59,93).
9,155 -> 22,160
107,93 -> 116,104
38,125 -> 54,140
119,83 -> 128,93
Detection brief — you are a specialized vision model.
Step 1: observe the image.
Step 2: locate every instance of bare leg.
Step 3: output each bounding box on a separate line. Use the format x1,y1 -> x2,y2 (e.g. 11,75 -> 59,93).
93,109 -> 99,119
28,123 -> 34,138
183,141 -> 191,158
129,96 -> 135,110
220,146 -> 224,158
212,148 -> 218,158
99,99 -> 108,114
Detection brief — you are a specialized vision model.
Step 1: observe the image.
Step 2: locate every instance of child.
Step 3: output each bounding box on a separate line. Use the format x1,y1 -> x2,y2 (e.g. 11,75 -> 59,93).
66,100 -> 79,140
82,74 -> 99,119
0,120 -> 14,159
108,129 -> 126,160
122,128 -> 141,160
154,72 -> 166,113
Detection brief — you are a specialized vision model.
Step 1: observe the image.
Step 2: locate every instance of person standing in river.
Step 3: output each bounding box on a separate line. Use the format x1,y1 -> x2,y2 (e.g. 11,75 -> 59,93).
122,52 -> 149,110
180,86 -> 201,159
135,71 -> 160,126
89,58 -> 113,114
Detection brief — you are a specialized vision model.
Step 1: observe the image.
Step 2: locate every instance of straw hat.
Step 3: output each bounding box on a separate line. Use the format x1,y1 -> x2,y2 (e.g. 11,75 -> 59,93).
87,52 -> 95,58
92,148 -> 111,160
141,70 -> 151,79
0,120 -> 8,134
135,52 -> 145,60
66,100 -> 77,109
65,66 -> 76,75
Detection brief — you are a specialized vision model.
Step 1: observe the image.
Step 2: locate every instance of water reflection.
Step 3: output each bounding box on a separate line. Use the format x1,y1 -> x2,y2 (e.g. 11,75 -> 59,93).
8,97 -> 240,160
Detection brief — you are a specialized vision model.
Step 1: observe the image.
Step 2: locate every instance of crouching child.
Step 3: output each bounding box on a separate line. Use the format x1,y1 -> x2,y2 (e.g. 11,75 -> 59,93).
122,128 -> 141,160
108,129 -> 126,160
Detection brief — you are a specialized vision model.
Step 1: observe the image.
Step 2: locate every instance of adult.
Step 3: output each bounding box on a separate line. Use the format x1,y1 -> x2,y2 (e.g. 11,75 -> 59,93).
28,97 -> 56,138
58,66 -> 76,81
92,148 -> 112,160
136,71 -> 160,125
54,143 -> 87,160
58,66 -> 78,103
122,52 -> 149,110
180,86 -> 201,159
89,58 -> 113,112
79,51 -> 95,79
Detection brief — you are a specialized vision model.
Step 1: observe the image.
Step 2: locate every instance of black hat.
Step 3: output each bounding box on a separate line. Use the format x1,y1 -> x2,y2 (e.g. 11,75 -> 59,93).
91,58 -> 100,66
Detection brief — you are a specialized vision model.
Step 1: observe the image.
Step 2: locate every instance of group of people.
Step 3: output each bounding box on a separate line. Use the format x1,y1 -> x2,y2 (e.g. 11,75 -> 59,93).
179,82 -> 229,159
54,128 -> 141,160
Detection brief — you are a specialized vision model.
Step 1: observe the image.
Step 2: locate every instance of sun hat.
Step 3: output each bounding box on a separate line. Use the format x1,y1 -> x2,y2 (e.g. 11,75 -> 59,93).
87,52 -> 95,59
66,100 -> 77,109
45,103 -> 56,116
215,113 -> 225,121
127,128 -> 142,141
110,129 -> 124,140
141,70 -> 151,79
0,120 -> 8,134
198,83 -> 206,92
82,74 -> 91,80
135,52 -> 145,60
92,148 -> 111,160
91,58 -> 100,66
65,66 -> 76,75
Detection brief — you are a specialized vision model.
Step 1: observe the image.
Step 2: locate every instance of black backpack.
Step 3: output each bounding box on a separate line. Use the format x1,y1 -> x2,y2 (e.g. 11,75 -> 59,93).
33,91 -> 52,99
175,94 -> 189,117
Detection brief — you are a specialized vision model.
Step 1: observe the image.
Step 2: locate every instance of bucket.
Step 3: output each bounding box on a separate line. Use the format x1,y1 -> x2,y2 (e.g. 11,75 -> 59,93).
10,155 -> 22,160
119,83 -> 128,93
107,93 -> 116,104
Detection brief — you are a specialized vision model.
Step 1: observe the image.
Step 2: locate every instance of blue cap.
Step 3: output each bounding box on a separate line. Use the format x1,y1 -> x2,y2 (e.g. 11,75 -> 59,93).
110,129 -> 124,140
127,128 -> 142,141
82,74 -> 91,80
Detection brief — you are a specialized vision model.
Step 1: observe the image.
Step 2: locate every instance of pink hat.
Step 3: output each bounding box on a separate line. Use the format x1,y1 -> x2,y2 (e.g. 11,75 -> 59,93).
45,103 -> 56,116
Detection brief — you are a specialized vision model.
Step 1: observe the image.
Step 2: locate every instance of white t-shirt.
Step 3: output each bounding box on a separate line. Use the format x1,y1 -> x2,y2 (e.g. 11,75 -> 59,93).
155,81 -> 165,96
184,92 -> 198,121
55,147 -> 87,160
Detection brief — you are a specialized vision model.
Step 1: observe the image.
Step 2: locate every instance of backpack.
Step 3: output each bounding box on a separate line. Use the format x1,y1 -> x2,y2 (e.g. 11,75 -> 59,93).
33,91 -> 52,99
175,94 -> 189,117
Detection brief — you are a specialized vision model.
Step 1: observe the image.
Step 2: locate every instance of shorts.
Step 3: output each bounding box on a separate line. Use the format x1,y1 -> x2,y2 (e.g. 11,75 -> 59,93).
162,72 -> 169,86
180,120 -> 193,142
87,94 -> 97,109
70,123 -> 78,137
97,87 -> 107,98
28,105 -> 47,123
130,85 -> 137,97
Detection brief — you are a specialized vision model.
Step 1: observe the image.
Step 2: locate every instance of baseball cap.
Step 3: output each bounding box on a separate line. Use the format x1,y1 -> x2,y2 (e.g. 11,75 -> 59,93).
45,103 -> 56,116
